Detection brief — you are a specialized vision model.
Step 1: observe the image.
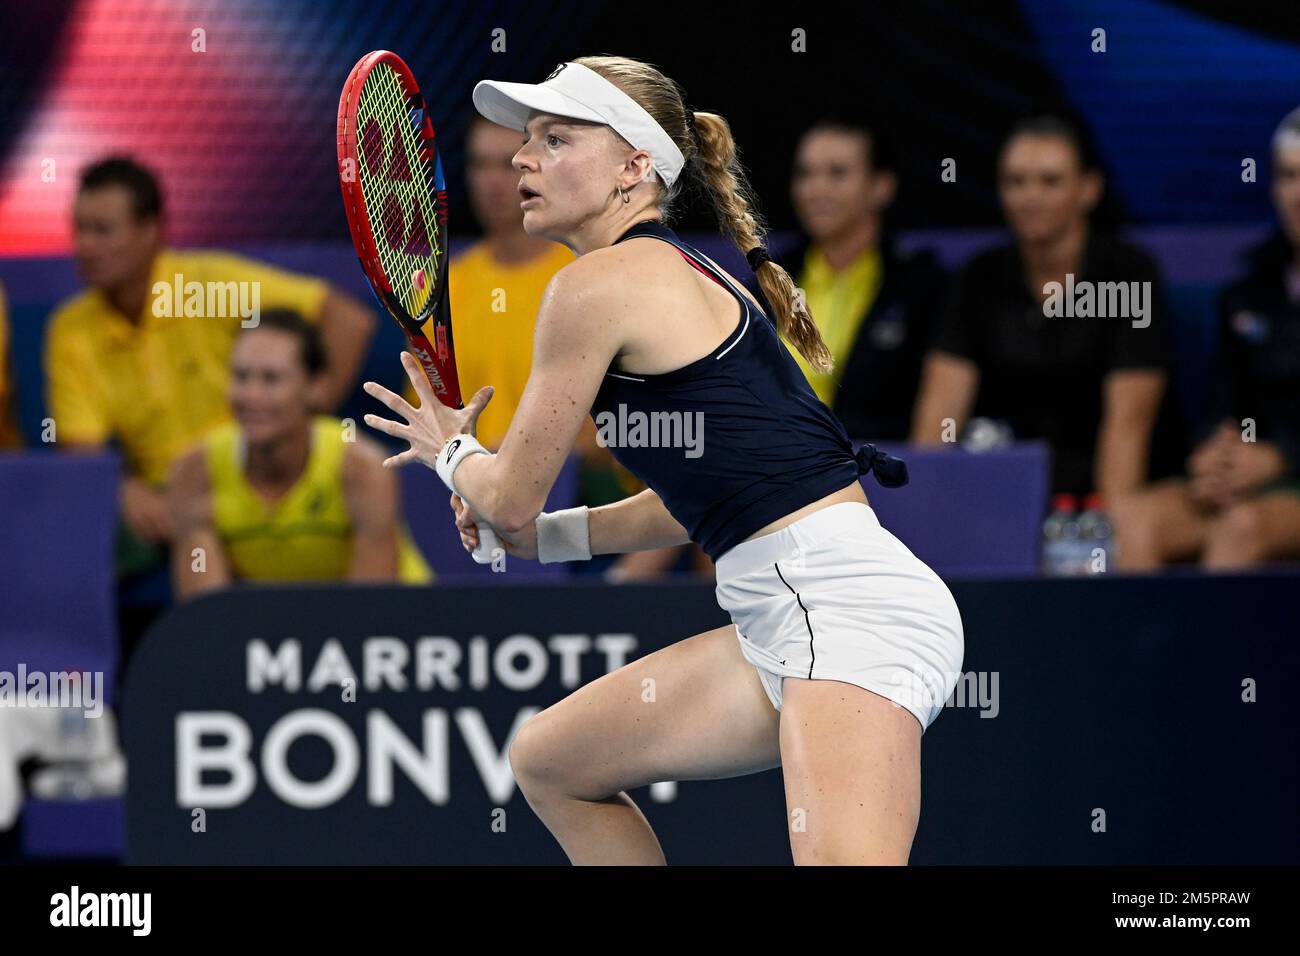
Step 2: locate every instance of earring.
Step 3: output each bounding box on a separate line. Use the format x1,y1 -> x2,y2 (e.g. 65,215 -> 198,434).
619,187 -> 629,204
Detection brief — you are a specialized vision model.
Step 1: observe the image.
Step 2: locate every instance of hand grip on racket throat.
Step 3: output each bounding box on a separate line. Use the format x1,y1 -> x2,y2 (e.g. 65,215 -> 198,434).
471,525 -> 501,564
452,401 -> 500,566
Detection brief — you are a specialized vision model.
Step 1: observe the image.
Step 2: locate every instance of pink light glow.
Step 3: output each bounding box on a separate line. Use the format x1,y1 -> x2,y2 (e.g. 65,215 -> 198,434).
0,0 -> 297,255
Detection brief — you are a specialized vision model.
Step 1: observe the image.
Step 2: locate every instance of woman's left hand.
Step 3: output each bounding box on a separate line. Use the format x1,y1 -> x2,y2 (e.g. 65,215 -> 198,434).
362,350 -> 494,469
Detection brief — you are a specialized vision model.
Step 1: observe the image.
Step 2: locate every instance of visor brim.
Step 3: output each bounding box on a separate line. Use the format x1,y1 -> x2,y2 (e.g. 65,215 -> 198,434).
472,80 -> 608,131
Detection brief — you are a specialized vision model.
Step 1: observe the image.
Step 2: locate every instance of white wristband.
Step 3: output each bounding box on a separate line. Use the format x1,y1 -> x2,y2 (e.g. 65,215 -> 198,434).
435,434 -> 490,495
536,506 -> 592,564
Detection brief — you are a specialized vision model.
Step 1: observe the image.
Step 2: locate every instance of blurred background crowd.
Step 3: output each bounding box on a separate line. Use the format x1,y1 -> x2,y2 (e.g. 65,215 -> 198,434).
0,0 -> 1298,845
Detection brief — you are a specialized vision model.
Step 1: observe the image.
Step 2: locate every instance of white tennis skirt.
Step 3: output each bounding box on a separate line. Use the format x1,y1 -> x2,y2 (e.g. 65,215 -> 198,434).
714,501 -> 965,734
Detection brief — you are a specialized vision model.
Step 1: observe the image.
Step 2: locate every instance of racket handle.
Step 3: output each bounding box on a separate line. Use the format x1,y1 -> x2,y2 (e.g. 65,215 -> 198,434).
472,525 -> 501,565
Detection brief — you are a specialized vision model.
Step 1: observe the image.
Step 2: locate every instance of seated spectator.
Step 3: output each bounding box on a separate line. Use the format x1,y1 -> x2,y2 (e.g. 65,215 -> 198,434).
1112,107 -> 1300,570
168,310 -> 431,598
911,115 -> 1185,505
0,283 -> 18,449
762,112 -> 948,440
44,157 -> 376,562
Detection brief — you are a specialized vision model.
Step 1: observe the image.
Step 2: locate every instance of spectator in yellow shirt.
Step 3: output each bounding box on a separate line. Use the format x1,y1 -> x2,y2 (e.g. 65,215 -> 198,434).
169,310 -> 431,599
44,157 -> 376,552
0,283 -> 19,449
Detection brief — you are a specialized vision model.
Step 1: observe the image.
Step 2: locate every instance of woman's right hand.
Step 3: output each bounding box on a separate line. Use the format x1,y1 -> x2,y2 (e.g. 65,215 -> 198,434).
450,493 -> 539,561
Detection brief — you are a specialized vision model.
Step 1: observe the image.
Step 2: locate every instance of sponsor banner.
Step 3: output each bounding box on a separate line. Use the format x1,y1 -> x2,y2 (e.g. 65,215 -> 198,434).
123,578 -> 1299,864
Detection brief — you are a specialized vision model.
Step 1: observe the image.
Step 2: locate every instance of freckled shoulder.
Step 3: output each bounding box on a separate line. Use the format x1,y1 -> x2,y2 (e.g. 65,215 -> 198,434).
573,237 -> 765,316
537,240 -> 677,325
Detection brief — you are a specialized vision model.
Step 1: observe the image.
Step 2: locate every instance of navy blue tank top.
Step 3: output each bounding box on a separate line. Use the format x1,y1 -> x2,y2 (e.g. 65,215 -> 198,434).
589,220 -> 908,561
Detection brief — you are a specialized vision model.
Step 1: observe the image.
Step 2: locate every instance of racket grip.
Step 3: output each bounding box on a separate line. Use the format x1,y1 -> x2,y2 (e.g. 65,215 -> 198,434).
472,525 -> 501,565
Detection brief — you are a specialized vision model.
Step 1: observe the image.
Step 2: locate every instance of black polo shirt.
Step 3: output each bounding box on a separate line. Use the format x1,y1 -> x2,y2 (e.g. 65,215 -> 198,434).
933,230 -> 1183,497
1209,233 -> 1300,473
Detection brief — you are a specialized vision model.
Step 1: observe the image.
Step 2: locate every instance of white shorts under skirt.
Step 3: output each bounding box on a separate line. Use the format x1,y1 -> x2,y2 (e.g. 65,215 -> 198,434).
714,501 -> 965,734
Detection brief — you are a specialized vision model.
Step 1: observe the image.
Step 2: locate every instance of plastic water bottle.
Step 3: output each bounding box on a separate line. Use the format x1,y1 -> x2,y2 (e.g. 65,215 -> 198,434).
1077,493 -> 1114,575
962,417 -> 1014,453
1041,493 -> 1080,576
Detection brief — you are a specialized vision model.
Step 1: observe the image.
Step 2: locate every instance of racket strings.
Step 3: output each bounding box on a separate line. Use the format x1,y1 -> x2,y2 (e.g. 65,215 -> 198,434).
355,62 -> 443,318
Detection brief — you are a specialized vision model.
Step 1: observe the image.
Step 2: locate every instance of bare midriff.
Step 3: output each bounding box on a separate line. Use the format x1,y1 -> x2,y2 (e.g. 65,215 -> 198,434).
741,481 -> 870,544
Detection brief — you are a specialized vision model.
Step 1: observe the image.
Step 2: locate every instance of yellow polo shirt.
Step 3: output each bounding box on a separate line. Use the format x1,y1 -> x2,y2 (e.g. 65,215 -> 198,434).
44,248 -> 329,485
403,240 -> 574,448
0,284 -> 19,448
787,246 -> 882,405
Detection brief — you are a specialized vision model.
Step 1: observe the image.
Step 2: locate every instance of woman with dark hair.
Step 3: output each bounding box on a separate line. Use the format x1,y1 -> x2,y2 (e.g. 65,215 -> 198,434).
911,114 -> 1185,509
169,310 -> 431,598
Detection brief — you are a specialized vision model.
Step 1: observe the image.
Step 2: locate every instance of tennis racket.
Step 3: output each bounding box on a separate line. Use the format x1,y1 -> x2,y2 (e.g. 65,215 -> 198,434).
337,49 -> 499,565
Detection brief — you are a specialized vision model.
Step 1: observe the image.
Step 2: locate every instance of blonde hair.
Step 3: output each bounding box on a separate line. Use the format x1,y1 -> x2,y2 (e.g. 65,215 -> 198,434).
573,55 -> 833,374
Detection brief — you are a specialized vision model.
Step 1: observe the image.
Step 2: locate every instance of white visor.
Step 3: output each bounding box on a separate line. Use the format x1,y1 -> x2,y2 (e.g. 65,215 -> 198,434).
473,61 -> 686,188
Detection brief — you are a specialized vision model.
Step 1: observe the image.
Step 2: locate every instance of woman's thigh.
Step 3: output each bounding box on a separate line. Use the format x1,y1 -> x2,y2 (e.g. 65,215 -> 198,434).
779,677 -> 922,865
509,624 -> 782,801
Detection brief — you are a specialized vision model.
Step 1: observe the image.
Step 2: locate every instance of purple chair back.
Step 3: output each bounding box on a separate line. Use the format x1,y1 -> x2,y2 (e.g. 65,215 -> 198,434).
859,442 -> 1050,578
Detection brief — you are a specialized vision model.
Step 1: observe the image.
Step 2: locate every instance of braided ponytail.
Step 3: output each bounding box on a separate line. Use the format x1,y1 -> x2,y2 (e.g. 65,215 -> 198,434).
688,111 -> 832,373
572,56 -> 832,373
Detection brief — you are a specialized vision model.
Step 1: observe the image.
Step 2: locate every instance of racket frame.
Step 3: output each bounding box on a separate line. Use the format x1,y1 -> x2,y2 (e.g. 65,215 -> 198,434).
338,50 -> 501,565
337,49 -> 462,407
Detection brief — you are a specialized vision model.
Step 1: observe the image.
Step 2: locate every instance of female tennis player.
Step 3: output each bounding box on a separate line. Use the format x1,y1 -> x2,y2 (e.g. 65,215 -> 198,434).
362,55 -> 964,865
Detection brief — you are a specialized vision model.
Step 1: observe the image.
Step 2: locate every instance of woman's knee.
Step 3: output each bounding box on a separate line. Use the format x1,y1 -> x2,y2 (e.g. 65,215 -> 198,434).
507,711 -> 570,794
508,705 -> 623,801
1205,503 -> 1265,562
1111,490 -> 1163,561
1112,482 -> 1199,567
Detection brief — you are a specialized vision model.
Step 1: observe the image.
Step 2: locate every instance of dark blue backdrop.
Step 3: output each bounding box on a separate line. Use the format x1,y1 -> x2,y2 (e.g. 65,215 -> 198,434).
123,574 -> 1299,864
2,0 -> 1294,240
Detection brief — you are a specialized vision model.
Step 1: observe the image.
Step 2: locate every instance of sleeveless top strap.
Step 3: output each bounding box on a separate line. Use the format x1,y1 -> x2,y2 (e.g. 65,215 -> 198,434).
613,220 -> 759,321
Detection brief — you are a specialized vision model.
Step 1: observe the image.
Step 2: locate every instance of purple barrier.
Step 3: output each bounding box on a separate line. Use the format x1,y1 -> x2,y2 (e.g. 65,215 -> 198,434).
858,442 -> 1051,578
0,453 -> 124,861
21,797 -> 123,860
399,455 -> 581,581
0,452 -> 120,686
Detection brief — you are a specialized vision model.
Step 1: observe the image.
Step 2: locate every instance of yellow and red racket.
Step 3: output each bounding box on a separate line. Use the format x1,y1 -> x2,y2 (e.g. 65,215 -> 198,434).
338,50 -> 498,564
